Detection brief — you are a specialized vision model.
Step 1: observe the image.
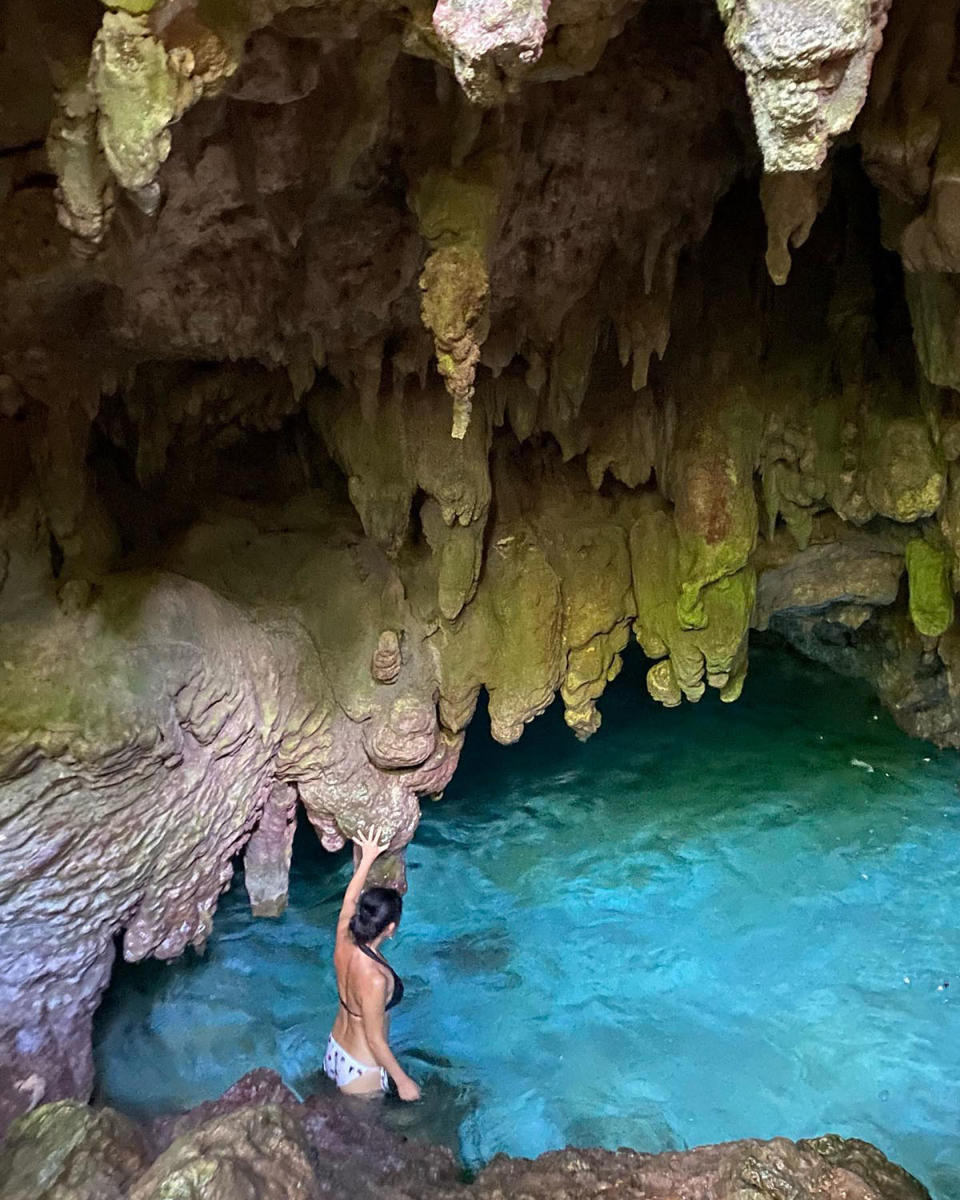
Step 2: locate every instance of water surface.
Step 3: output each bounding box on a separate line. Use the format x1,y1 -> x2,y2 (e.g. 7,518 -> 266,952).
93,642 -> 960,1197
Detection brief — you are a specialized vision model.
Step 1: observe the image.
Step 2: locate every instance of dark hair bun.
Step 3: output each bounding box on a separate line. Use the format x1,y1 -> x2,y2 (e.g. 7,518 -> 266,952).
349,887 -> 403,944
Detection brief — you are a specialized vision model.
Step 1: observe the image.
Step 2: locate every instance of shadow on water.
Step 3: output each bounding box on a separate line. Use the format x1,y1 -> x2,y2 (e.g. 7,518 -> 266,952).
92,638 -> 960,1199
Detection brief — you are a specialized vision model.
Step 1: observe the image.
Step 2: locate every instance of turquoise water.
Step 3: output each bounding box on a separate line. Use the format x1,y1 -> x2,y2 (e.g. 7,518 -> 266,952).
93,642 -> 960,1197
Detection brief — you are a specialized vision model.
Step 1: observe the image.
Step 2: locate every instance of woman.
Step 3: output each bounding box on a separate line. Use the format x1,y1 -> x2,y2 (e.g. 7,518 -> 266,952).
323,823 -> 421,1101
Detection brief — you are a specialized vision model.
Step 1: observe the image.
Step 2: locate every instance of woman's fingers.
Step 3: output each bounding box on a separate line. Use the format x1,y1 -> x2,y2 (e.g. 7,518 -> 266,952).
368,826 -> 390,854
353,821 -> 392,854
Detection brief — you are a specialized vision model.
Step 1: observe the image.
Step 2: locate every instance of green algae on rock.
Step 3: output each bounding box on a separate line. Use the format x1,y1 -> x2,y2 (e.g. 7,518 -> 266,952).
905,535 -> 955,636
0,1101 -> 148,1200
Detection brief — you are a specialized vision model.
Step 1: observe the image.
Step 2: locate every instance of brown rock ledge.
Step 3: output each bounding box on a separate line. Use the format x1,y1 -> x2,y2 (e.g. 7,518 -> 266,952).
0,1070 -> 933,1200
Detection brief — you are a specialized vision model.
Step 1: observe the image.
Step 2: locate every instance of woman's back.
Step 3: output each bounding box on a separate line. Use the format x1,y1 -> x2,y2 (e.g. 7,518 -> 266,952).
324,829 -> 419,1101
334,938 -> 397,1015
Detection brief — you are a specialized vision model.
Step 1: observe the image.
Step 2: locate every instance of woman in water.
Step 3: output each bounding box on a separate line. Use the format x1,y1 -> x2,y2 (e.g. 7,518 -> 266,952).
324,823 -> 421,1101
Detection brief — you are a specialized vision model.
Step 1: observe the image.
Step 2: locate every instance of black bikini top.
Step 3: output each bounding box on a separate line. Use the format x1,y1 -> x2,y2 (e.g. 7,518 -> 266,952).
338,943 -> 404,1016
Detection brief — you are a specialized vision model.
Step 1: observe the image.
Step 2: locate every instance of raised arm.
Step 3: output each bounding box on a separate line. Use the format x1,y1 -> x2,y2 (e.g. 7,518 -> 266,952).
335,823 -> 389,943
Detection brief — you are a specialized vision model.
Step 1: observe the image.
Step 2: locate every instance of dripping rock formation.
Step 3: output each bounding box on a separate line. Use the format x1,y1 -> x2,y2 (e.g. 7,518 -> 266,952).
1,0 -> 960,1175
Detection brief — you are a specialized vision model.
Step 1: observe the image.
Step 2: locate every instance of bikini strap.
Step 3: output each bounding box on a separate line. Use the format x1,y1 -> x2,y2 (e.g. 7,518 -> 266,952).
340,945 -> 387,1015
358,943 -> 386,967
358,942 -> 400,986
338,993 -> 361,1018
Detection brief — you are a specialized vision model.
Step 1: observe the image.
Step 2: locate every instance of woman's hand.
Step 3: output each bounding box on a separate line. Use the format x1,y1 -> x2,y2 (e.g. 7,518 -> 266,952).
353,822 -> 391,861
337,822 -> 393,940
396,1074 -> 421,1102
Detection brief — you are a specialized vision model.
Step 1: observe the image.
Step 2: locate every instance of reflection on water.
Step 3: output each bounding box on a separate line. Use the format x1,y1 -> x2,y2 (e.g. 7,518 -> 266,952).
93,641 -> 960,1198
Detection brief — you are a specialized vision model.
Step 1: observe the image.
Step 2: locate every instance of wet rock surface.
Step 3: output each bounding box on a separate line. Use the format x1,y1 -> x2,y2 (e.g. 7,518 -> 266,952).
0,1073 -> 933,1200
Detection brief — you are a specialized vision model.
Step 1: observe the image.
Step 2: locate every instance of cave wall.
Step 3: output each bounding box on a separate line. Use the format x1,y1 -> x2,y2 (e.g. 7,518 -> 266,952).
3,0 -> 960,1134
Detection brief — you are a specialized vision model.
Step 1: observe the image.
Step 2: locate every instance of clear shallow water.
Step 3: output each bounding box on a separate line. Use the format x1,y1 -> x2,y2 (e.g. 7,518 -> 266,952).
93,642 -> 960,1197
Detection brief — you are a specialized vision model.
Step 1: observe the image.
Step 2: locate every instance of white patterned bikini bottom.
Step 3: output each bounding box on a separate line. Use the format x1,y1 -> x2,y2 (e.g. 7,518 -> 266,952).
324,1034 -> 388,1092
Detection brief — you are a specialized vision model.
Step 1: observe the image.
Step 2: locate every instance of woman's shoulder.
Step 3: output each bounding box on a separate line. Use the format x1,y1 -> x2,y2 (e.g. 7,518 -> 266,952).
353,946 -> 390,982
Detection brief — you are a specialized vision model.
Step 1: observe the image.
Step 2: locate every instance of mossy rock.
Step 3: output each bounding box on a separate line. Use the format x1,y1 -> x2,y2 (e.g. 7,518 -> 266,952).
905,537 -> 954,637
101,0 -> 157,11
0,1101 -> 148,1200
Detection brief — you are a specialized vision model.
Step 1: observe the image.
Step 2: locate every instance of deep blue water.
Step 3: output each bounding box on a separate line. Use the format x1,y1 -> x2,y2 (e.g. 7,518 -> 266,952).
93,643 -> 960,1197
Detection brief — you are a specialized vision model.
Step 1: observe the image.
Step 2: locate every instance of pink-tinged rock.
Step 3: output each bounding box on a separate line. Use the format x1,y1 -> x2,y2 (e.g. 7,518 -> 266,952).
243,782 -> 298,917
371,629 -> 402,684
720,0 -> 892,172
433,0 -> 550,102
406,729 -> 464,798
144,1069 -> 300,1157
0,558 -> 459,1136
362,695 -> 439,769
0,577 -> 289,1135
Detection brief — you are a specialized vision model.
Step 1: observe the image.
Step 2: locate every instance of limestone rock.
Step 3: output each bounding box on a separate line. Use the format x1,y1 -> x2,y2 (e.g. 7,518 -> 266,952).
905,272 -> 960,390
440,518 -> 563,743
144,1069 -> 302,1156
798,1133 -> 934,1200
759,167 -> 831,284
859,0 -> 956,206
128,1105 -> 319,1200
90,11 -> 185,195
467,1136 -> 931,1200
372,629 -> 403,683
46,64 -> 114,247
754,531 -> 904,630
412,154 -> 505,437
632,507 -> 754,705
4,0 -> 960,1154
718,0 -> 892,172
433,0 -> 550,104
0,1101 -> 148,1200
243,782 -> 298,917
905,535 -> 954,636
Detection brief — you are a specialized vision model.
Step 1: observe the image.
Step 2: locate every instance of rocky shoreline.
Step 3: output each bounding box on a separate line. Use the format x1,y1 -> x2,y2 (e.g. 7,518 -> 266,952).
0,1069 -> 935,1200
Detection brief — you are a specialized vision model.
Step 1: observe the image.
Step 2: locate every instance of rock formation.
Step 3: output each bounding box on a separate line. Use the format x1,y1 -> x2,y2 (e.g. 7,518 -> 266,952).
2,0 -> 960,1153
0,1070 -> 935,1200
